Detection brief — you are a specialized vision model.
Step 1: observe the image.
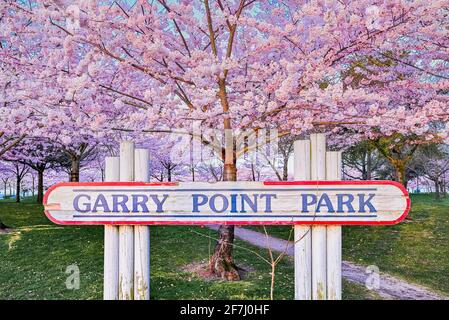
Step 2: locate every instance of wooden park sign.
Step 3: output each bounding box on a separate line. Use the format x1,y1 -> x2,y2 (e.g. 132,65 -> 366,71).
42,135 -> 411,301
44,180 -> 409,226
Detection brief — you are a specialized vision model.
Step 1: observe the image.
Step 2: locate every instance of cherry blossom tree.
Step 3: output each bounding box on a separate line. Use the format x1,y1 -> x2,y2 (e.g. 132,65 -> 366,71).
1,0 -> 448,279
331,52 -> 449,184
2,139 -> 63,203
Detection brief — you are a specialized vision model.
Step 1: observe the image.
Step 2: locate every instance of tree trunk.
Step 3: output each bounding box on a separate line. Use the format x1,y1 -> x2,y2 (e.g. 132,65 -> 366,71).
392,160 -> 407,187
366,148 -> 372,180
371,137 -> 418,188
15,174 -> 20,203
209,162 -> 240,281
37,169 -> 44,204
282,158 -> 288,181
167,167 -> 172,182
434,180 -> 441,200
392,158 -> 412,218
70,157 -> 80,182
31,174 -> 35,197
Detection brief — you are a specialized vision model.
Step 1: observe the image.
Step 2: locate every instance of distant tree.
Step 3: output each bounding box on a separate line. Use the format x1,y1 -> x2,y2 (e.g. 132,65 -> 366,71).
2,139 -> 62,203
0,161 -> 29,203
151,155 -> 182,182
0,162 -> 13,228
196,161 -> 224,182
370,134 -> 422,187
342,141 -> 387,180
264,135 -> 297,181
52,143 -> 99,182
0,162 -> 12,199
409,144 -> 449,199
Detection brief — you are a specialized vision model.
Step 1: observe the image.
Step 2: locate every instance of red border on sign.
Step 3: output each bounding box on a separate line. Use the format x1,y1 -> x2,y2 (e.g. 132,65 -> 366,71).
43,180 -> 410,226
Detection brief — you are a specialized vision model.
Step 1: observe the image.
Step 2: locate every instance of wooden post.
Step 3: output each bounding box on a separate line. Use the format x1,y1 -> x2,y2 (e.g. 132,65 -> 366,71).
134,149 -> 150,300
293,140 -> 312,300
104,157 -> 119,300
326,151 -> 342,300
119,141 -> 134,300
310,133 -> 327,300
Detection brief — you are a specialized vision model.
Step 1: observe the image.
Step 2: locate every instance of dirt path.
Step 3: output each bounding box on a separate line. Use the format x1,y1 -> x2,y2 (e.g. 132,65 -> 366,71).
208,226 -> 446,300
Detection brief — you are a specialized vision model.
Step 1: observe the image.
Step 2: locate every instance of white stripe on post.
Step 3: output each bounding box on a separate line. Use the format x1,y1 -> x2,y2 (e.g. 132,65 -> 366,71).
119,141 -> 135,300
293,140 -> 312,300
134,149 -> 150,300
104,157 -> 120,300
326,151 -> 342,300
310,133 -> 327,300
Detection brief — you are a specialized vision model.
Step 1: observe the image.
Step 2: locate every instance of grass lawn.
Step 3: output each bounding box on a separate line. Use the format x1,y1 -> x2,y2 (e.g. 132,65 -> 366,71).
248,194 -> 449,296
0,197 -> 376,300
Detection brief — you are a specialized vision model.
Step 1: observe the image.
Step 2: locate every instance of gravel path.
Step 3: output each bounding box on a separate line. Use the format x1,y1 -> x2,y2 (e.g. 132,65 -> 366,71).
208,226 -> 447,300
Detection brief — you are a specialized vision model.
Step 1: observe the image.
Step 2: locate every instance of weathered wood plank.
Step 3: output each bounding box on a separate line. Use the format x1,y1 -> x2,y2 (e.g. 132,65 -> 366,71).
310,133 -> 327,300
294,139 -> 312,300
134,149 -> 150,300
104,157 -> 120,300
118,141 -> 134,300
326,151 -> 342,300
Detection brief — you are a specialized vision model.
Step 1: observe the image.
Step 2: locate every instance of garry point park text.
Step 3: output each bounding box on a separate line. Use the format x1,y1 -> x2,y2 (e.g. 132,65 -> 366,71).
44,180 -> 409,224
72,189 -> 377,214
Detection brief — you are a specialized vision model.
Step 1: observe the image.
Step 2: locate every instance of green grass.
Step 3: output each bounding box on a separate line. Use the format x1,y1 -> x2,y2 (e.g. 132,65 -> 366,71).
0,197 -> 376,300
248,194 -> 449,296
